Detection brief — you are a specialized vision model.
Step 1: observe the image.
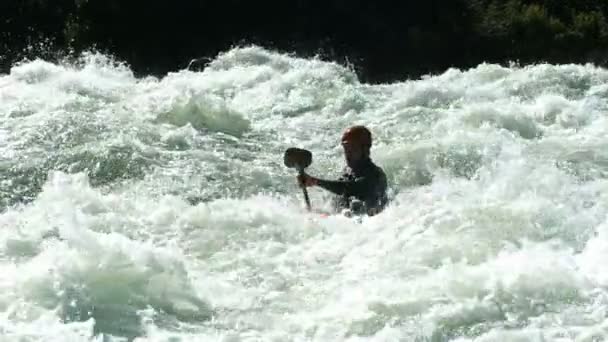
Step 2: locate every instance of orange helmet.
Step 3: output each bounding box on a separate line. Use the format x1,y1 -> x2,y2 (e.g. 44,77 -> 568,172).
341,125 -> 372,148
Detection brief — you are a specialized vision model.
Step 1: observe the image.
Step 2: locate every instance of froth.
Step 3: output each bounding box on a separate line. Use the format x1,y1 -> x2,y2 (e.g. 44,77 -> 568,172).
1,46 -> 608,340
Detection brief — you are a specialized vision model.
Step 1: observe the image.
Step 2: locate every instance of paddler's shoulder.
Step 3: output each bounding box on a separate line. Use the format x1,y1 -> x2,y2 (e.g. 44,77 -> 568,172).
365,158 -> 386,176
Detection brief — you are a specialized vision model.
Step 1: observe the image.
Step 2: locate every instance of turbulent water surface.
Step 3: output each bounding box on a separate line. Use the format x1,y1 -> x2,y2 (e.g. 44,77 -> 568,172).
1,47 -> 608,341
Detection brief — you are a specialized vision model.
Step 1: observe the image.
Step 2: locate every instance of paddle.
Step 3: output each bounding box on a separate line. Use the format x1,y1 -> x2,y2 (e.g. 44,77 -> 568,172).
284,147 -> 313,211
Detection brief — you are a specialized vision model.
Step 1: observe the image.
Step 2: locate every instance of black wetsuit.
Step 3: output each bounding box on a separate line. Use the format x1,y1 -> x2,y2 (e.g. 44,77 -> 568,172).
316,157 -> 388,216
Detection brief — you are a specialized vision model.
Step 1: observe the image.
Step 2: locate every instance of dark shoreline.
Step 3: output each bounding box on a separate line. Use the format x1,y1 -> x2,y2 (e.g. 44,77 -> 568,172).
2,0 -> 608,83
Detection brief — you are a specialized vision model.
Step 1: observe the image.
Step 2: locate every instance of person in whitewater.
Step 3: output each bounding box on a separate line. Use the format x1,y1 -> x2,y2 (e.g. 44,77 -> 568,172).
297,125 -> 388,216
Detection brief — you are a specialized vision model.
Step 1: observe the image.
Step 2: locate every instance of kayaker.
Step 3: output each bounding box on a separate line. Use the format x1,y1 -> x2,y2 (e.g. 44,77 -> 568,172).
297,125 -> 388,216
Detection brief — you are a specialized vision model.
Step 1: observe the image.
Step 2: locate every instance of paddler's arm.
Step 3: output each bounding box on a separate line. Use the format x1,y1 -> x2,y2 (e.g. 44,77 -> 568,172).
298,173 -> 372,196
316,178 -> 353,195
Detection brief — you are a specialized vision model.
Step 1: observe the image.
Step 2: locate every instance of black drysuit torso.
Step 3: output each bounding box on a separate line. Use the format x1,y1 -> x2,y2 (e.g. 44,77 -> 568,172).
316,158 -> 388,216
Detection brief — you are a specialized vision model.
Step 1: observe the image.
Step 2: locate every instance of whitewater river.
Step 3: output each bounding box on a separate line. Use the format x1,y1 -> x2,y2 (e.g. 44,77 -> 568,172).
1,47 -> 608,341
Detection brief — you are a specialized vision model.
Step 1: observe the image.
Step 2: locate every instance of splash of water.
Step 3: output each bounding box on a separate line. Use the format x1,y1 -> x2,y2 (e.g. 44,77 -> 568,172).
1,47 -> 608,341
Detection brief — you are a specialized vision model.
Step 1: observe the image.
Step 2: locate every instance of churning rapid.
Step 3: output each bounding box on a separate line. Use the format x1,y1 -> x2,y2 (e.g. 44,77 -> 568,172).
1,46 -> 608,342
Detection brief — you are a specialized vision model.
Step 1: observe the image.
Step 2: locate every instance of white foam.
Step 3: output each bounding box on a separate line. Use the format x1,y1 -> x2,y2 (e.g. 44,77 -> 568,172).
1,46 -> 608,340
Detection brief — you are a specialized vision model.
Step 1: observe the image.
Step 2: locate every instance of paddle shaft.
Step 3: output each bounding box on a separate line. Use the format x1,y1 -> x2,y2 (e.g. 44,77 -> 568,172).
298,168 -> 312,211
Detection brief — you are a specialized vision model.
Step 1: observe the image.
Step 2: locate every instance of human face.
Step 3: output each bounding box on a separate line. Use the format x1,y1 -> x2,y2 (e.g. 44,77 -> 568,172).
342,141 -> 364,168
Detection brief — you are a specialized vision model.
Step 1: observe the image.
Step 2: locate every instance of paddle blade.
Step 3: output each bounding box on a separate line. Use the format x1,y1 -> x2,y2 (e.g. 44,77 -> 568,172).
284,148 -> 312,170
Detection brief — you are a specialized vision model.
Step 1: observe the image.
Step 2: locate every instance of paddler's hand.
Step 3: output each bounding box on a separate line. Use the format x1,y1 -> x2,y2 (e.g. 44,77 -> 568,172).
297,173 -> 318,188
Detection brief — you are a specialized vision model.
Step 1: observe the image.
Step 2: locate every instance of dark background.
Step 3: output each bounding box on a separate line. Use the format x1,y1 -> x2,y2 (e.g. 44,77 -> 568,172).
2,0 -> 608,83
